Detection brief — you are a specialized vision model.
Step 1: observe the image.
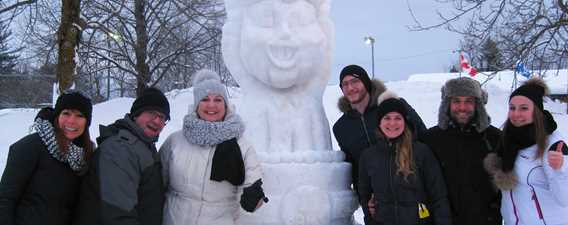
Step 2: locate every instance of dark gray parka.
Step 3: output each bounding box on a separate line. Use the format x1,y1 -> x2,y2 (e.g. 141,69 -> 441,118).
73,115 -> 164,225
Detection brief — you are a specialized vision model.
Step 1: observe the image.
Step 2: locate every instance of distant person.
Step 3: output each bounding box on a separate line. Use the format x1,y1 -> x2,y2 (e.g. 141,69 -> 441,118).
485,78 -> 568,225
73,87 -> 170,225
160,69 -> 266,225
332,64 -> 426,224
420,77 -> 502,225
0,92 -> 94,225
358,91 -> 451,225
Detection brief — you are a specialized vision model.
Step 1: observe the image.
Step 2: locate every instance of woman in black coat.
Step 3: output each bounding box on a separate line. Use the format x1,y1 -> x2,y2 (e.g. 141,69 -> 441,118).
0,92 -> 94,225
358,91 -> 452,225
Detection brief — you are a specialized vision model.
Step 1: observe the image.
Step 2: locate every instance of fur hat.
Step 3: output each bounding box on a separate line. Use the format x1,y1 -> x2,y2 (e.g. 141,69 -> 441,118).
376,90 -> 407,121
55,91 -> 93,126
130,87 -> 170,120
438,77 -> 489,132
339,64 -> 372,93
192,69 -> 228,112
510,78 -> 549,111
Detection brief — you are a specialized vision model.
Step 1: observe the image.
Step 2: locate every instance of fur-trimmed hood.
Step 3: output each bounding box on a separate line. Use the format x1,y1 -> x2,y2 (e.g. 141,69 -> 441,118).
438,77 -> 490,133
483,152 -> 517,190
337,79 -> 387,113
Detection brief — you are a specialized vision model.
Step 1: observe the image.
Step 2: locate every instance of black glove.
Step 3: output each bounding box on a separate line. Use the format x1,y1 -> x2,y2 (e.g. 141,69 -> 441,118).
35,107 -> 55,122
240,179 -> 268,212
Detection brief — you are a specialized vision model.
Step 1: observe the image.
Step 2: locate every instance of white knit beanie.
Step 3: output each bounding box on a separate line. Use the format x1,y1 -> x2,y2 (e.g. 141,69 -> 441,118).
192,69 -> 228,111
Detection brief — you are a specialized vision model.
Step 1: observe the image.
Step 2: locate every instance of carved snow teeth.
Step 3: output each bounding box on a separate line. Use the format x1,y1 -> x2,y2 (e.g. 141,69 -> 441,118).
268,45 -> 297,68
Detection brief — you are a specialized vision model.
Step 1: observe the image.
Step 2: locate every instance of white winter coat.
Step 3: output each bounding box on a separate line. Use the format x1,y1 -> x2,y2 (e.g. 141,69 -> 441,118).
159,131 -> 262,225
501,130 -> 568,225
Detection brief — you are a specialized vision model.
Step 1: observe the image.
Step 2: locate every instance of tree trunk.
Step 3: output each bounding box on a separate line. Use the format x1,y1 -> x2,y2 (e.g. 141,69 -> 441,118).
56,0 -> 82,93
134,0 -> 150,96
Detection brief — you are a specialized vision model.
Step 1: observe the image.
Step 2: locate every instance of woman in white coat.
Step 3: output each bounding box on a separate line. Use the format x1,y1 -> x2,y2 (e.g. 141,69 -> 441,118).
160,69 -> 267,225
485,78 -> 568,225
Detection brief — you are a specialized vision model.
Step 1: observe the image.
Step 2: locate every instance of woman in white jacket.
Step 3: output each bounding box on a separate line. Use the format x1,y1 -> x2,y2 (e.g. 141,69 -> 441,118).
485,78 -> 568,225
160,69 -> 267,225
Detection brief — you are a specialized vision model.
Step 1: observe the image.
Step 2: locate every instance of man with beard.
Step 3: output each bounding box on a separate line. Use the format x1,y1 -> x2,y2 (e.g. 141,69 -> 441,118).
421,77 -> 502,225
333,64 -> 426,225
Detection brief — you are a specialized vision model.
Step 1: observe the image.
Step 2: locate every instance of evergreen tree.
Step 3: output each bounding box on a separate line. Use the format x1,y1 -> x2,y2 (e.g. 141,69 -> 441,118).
480,38 -> 502,71
449,64 -> 459,73
0,20 -> 19,74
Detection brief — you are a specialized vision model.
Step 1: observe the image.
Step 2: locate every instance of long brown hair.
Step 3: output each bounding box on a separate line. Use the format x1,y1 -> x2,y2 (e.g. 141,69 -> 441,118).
533,108 -> 548,159
502,107 -> 548,159
377,125 -> 415,180
54,117 -> 94,162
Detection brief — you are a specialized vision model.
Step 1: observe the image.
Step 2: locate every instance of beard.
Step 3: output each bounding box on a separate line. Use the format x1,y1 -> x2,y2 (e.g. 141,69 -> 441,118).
347,91 -> 368,105
450,110 -> 474,126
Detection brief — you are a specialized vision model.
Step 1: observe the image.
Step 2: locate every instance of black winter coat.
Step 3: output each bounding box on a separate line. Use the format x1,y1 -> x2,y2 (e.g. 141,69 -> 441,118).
73,115 -> 164,225
358,140 -> 451,225
333,80 -> 426,194
421,125 -> 502,225
0,133 -> 81,225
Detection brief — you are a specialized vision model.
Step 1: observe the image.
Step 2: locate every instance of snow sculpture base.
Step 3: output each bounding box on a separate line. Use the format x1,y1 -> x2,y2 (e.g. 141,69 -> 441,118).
238,151 -> 358,225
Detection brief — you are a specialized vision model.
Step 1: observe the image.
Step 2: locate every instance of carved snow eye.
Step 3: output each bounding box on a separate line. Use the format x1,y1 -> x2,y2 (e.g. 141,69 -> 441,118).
287,2 -> 317,27
246,1 -> 275,28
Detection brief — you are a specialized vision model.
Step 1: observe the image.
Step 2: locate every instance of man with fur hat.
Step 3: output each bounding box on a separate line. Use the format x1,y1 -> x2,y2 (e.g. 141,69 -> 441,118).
332,64 -> 426,225
420,77 -> 502,225
73,87 -> 170,225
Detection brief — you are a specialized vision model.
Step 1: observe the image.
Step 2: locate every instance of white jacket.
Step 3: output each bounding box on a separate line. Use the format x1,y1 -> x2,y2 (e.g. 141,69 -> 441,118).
159,131 -> 262,225
501,130 -> 568,225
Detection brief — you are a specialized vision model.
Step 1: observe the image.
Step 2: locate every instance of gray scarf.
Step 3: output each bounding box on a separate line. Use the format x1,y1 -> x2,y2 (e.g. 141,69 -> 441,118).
33,118 -> 87,173
183,112 -> 244,145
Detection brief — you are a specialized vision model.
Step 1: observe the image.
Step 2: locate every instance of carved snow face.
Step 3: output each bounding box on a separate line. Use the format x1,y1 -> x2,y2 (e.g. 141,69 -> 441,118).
239,0 -> 326,89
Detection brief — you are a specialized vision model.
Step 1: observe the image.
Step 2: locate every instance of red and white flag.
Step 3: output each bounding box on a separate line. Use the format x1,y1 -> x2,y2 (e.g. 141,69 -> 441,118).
460,52 -> 478,77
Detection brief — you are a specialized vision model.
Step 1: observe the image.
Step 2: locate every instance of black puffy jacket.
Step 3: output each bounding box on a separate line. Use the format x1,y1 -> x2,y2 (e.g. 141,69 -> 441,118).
421,125 -> 502,225
0,133 -> 81,225
358,139 -> 451,225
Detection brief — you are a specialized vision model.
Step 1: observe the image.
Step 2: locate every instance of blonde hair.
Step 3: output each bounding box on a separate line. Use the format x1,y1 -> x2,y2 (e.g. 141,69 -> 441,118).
395,127 -> 415,180
377,125 -> 415,180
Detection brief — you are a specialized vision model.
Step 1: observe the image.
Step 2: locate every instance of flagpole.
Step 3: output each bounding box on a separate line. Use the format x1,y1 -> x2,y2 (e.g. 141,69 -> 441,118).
511,71 -> 517,92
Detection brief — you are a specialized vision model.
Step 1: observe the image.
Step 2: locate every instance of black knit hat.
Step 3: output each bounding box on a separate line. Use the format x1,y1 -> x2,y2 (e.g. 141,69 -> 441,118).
54,91 -> 93,126
510,78 -> 548,111
339,64 -> 372,92
377,97 -> 408,122
130,87 -> 170,120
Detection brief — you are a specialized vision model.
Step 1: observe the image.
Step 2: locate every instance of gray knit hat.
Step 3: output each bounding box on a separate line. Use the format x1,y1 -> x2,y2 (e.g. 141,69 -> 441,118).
438,77 -> 489,132
192,69 -> 228,111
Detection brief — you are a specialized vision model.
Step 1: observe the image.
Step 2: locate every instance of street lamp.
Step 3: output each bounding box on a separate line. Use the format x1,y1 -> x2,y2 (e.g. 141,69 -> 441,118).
364,36 -> 375,78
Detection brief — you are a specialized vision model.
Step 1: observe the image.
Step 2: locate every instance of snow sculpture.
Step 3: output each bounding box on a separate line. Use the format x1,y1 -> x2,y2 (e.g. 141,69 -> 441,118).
222,0 -> 333,152
222,0 -> 358,224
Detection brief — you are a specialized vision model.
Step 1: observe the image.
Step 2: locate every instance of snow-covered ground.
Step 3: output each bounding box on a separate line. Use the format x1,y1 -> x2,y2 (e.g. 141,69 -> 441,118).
1,71 -> 567,224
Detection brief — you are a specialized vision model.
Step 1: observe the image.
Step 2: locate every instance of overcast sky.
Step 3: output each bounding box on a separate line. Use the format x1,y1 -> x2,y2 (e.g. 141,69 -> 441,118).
330,0 -> 462,83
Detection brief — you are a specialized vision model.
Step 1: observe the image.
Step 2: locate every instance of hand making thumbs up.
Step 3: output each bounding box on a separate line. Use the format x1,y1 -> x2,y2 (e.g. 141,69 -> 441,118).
548,141 -> 565,170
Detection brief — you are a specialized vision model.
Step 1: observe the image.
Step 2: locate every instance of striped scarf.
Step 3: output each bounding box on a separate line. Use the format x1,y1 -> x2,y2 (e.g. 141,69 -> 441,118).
33,118 -> 87,173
